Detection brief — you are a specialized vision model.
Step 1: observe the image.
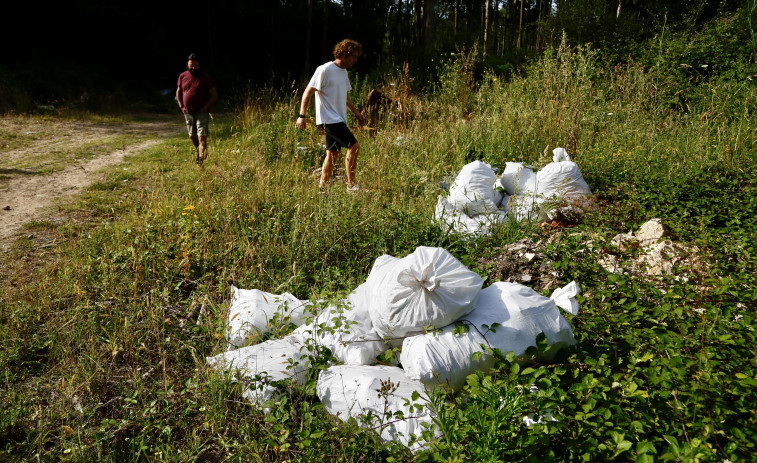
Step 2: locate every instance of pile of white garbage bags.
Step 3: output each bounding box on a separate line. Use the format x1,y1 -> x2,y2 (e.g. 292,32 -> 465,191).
401,281 -> 579,391
435,147 -> 592,235
207,246 -> 580,451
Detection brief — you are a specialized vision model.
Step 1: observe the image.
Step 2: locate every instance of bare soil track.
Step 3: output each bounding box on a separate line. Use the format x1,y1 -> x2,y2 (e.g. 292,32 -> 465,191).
0,115 -> 181,249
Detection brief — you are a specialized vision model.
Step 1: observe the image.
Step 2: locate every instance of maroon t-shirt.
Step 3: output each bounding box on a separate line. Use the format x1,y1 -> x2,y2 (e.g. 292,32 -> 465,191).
177,71 -> 216,114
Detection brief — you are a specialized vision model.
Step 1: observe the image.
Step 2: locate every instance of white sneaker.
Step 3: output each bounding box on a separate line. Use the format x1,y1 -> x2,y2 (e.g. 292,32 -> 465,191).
346,184 -> 362,192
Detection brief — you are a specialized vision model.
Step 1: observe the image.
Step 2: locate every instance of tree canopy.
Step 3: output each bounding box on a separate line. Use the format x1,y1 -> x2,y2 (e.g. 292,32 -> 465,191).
0,0 -> 751,106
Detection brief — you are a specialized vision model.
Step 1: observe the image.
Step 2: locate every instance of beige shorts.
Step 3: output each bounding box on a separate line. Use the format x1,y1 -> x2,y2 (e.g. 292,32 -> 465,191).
184,112 -> 210,137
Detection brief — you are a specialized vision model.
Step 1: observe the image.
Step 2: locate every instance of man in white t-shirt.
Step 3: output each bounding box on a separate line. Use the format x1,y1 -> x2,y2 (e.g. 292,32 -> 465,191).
295,39 -> 366,191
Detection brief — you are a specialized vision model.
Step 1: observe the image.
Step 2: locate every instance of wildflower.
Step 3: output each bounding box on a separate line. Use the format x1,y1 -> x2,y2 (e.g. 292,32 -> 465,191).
183,205 -> 195,211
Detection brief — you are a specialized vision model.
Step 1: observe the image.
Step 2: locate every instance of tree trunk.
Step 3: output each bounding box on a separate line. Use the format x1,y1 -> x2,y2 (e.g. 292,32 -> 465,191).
517,0 -> 524,49
484,0 -> 490,58
423,0 -> 435,59
535,0 -> 542,50
414,0 -> 422,48
454,0 -> 459,35
617,0 -> 622,18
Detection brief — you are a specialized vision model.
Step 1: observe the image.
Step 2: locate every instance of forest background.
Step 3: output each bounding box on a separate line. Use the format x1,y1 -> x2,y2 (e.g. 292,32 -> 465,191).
1,0 -> 752,111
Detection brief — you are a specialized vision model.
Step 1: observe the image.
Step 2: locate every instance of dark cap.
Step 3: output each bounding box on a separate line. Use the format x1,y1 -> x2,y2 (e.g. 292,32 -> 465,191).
187,53 -> 199,61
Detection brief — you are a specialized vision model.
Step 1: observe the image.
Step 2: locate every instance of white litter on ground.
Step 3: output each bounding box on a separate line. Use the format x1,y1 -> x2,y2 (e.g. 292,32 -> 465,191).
207,246 -> 581,451
317,365 -> 440,452
226,286 -> 311,347
435,148 -> 593,235
206,334 -> 308,410
295,282 -> 387,365
365,246 -> 484,344
400,281 -> 579,391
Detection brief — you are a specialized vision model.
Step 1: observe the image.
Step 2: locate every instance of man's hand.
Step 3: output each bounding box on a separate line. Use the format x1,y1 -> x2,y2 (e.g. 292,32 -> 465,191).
297,86 -> 316,130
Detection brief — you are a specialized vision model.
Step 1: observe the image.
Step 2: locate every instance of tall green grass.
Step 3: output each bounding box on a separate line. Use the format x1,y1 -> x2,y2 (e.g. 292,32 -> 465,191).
1,36 -> 755,461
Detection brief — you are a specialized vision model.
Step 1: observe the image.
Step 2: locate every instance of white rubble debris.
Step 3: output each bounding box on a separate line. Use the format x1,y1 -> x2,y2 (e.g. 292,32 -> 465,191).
600,218 -> 698,277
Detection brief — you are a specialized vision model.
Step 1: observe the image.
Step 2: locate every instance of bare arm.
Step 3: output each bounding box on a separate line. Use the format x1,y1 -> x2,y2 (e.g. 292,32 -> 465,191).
176,87 -> 186,113
347,97 -> 365,125
200,87 -> 218,113
296,86 -> 317,129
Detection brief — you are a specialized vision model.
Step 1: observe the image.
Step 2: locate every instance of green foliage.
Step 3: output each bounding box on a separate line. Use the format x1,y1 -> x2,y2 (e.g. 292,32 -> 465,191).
1,19 -> 756,462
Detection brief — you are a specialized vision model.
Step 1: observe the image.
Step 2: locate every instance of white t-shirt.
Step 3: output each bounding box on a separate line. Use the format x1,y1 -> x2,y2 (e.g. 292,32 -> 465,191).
308,61 -> 352,125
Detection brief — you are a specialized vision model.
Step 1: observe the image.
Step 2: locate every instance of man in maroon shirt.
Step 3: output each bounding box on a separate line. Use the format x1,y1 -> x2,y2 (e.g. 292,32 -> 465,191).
176,53 -> 218,165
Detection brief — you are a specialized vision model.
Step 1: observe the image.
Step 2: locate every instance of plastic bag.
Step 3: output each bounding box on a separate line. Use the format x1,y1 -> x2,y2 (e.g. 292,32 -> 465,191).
317,365 -> 439,451
448,161 -> 501,216
227,286 -> 311,347
294,282 -> 387,365
206,334 -> 308,407
434,195 -> 508,236
536,147 -> 592,202
367,247 -> 484,344
401,281 -> 579,391
499,162 -> 537,196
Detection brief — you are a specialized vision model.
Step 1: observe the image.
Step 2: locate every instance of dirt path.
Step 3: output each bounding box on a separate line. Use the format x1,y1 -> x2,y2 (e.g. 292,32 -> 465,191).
0,116 -> 182,249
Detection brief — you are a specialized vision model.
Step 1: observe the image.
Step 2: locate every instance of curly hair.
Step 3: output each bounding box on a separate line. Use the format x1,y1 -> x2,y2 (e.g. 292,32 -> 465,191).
333,39 -> 362,59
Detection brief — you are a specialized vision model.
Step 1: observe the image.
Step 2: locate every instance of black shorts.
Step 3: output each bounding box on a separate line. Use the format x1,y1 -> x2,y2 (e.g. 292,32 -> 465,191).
321,122 -> 358,151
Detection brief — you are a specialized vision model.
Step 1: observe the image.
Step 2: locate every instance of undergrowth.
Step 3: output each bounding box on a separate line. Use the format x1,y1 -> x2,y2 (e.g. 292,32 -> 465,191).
1,34 -> 755,462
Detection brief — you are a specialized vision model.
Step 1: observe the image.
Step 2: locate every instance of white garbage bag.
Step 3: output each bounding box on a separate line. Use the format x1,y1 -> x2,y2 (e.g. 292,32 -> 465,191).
508,190 -> 545,222
434,196 -> 508,236
536,148 -> 592,204
492,179 -> 505,209
206,334 -> 308,407
367,246 -> 484,344
499,162 -> 537,197
401,281 -> 580,391
447,161 -> 501,216
227,286 -> 311,347
401,321 -> 492,392
317,365 -> 439,452
499,162 -> 542,221
294,282 -> 387,365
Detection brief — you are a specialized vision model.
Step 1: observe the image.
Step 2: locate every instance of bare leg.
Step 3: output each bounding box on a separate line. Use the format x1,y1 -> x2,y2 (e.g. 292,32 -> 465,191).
199,136 -> 208,163
320,149 -> 340,188
190,135 -> 200,163
345,142 -> 360,186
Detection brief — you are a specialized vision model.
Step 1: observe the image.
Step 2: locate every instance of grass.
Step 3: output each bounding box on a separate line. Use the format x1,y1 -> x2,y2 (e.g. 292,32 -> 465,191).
1,39 -> 756,462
